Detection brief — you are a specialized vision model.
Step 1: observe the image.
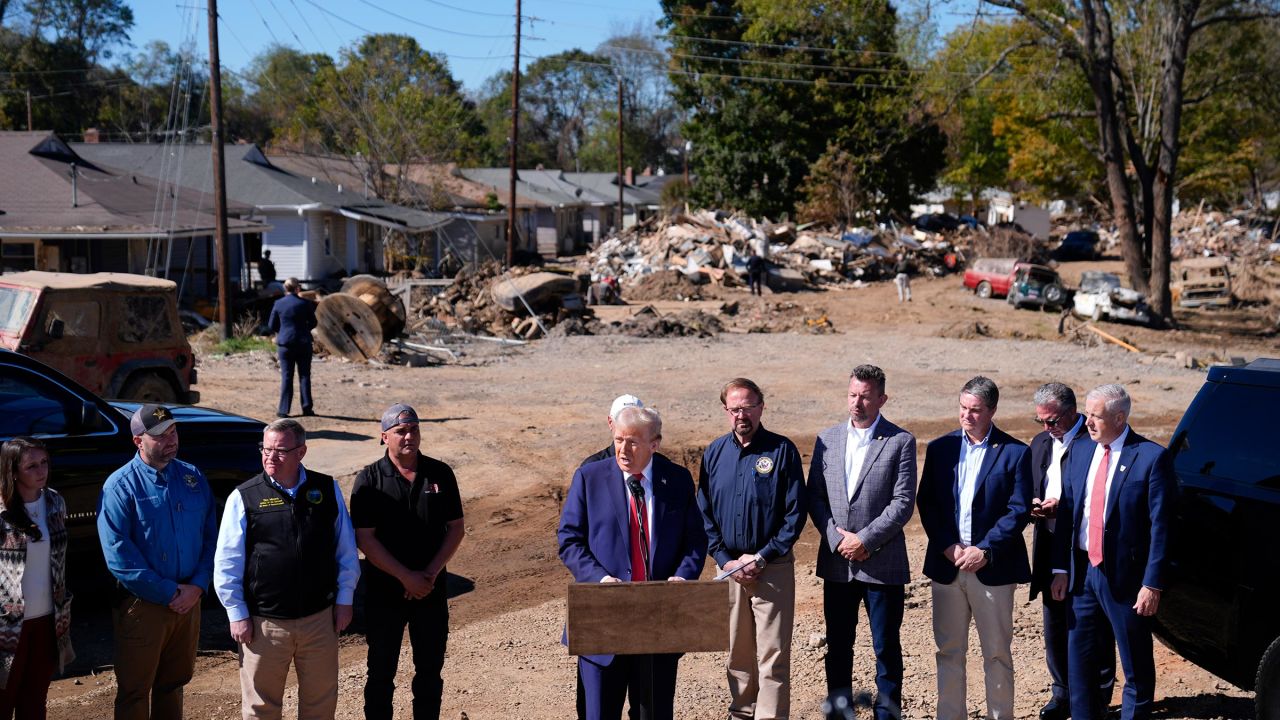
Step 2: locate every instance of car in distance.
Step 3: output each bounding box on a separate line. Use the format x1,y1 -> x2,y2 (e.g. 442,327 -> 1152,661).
1071,271 -> 1152,325
1157,358 -> 1280,719
1053,230 -> 1102,261
1006,264 -> 1068,310
1172,257 -> 1233,308
0,271 -> 199,404
0,349 -> 264,588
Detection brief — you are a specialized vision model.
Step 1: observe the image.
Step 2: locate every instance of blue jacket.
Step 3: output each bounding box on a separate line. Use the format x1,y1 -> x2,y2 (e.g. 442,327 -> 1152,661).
557,455 -> 707,665
98,455 -> 218,605
918,426 -> 1033,586
1052,430 -> 1174,603
268,293 -> 317,347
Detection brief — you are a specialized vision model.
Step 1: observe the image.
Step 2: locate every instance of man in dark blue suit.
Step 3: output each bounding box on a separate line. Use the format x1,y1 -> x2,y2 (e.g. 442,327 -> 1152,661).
1028,383 -> 1115,720
267,278 -> 317,418
558,405 -> 707,720
917,376 -> 1032,720
1051,384 -> 1175,720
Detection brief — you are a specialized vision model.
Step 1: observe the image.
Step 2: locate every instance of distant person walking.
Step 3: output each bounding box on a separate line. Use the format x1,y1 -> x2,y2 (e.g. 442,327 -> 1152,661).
746,249 -> 766,296
0,437 -> 74,720
893,255 -> 912,303
268,278 -> 317,418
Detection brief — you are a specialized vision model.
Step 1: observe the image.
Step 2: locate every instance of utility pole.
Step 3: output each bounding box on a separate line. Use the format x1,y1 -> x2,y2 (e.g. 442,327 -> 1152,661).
208,0 -> 232,340
26,91 -> 32,131
616,75 -> 623,231
507,0 -> 521,267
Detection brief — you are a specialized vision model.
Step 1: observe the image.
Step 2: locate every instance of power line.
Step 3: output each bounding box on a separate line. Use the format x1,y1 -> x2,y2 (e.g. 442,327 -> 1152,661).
303,0 -> 523,40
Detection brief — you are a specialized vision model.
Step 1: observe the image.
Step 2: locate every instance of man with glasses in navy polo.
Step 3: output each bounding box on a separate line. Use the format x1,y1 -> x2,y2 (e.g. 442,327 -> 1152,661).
697,378 -> 806,720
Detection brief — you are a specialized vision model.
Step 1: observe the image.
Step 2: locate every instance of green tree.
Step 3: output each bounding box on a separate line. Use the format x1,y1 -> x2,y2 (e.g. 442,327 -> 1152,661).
243,44 -> 334,148
661,0 -> 945,218
23,0 -> 133,62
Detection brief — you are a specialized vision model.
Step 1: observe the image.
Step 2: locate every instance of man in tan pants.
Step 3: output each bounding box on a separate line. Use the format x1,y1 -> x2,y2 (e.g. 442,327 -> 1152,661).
697,378 -> 807,719
213,419 -> 361,719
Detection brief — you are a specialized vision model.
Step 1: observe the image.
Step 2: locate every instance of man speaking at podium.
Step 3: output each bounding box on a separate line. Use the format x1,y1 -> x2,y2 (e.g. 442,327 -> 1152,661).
558,405 -> 708,720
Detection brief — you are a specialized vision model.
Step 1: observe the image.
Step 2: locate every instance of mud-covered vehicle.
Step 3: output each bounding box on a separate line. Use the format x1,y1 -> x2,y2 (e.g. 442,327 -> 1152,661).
1072,271 -> 1152,325
0,272 -> 198,404
1172,257 -> 1233,308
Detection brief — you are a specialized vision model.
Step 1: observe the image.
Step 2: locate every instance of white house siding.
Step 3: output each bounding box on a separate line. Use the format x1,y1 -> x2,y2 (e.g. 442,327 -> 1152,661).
263,214 -> 308,281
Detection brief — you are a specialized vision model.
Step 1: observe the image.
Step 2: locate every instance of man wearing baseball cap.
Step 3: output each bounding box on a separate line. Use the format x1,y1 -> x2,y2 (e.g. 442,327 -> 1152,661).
98,404 -> 218,720
580,394 -> 648,467
350,403 -> 466,720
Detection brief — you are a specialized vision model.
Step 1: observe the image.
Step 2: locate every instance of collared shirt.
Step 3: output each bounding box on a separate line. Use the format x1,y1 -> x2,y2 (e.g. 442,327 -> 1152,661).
957,426 -> 993,546
1077,427 -> 1130,551
98,454 -> 218,606
844,415 -> 882,501
697,426 -> 806,567
213,466 -> 360,622
1044,415 -> 1085,533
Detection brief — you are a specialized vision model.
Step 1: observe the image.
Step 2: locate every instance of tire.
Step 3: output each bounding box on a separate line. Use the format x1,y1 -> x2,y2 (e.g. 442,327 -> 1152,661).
976,281 -> 993,299
1043,283 -> 1066,305
1259,635 -> 1280,720
120,372 -> 179,403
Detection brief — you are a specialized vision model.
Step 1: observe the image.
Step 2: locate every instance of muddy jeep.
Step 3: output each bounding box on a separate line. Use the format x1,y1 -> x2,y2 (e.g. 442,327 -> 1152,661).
1172,256 -> 1233,308
0,272 -> 198,403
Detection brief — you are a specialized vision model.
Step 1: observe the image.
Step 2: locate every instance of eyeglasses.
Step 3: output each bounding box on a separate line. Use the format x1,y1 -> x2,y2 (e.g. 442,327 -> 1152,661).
724,403 -> 761,416
258,443 -> 302,458
1,510 -> 41,542
1033,416 -> 1063,428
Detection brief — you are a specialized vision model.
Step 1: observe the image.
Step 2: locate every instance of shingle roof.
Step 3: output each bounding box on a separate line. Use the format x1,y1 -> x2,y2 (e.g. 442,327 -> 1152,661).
0,132 -> 264,238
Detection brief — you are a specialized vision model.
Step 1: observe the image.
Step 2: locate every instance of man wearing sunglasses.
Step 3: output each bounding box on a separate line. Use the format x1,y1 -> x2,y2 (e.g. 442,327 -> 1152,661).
1028,384 -> 1114,720
98,403 -> 219,720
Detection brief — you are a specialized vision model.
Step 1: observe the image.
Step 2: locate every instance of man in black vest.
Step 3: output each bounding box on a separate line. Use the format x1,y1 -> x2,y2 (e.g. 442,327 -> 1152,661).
352,403 -> 466,720
213,418 -> 360,720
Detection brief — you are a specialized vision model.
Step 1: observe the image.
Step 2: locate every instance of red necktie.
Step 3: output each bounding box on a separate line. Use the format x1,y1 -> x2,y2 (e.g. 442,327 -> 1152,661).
1087,445 -> 1111,567
628,477 -> 649,581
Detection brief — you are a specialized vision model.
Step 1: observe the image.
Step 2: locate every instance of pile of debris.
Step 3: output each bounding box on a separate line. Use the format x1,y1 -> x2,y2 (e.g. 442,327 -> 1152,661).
587,210 -> 960,294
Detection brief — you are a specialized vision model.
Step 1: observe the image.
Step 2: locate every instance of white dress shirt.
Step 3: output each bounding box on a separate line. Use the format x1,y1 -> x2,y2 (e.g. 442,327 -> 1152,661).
1077,427 -> 1130,552
213,466 -> 361,623
957,427 -> 992,546
1044,415 -> 1084,533
844,415 -> 882,501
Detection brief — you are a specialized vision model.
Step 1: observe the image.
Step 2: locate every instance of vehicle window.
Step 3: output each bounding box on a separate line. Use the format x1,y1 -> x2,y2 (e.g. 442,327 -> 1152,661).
118,296 -> 175,343
1178,383 -> 1280,490
43,299 -> 100,338
0,288 -> 36,334
0,372 -> 70,437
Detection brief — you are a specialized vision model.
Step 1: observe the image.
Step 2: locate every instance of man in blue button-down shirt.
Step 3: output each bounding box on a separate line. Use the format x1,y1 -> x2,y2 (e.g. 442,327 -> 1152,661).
98,404 -> 219,720
697,378 -> 806,720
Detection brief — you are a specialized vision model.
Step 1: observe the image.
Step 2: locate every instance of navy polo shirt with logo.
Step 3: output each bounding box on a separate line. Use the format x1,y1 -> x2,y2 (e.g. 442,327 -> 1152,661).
350,452 -> 464,599
696,426 -> 807,568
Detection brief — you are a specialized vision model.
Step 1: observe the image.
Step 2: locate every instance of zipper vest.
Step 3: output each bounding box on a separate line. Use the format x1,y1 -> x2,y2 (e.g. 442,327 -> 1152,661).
238,471 -> 338,619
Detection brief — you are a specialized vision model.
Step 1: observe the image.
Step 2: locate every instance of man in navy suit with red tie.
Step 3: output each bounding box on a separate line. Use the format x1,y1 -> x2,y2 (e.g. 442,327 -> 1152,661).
558,405 -> 707,720
1051,384 -> 1175,720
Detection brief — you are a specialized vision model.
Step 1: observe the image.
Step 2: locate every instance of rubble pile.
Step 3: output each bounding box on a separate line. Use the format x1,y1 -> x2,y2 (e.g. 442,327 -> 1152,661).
587,210 -> 960,296
1169,210 -> 1280,261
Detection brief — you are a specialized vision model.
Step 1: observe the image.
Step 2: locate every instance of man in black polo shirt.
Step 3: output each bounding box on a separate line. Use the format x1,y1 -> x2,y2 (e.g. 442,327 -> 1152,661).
352,403 -> 466,720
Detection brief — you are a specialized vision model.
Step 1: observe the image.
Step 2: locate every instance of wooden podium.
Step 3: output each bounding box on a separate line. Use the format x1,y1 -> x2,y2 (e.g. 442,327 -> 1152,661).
566,580 -> 730,656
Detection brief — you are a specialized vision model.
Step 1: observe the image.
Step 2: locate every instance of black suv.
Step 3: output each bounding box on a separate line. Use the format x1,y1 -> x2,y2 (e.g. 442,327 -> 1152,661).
0,350 -> 264,585
1157,358 -> 1280,719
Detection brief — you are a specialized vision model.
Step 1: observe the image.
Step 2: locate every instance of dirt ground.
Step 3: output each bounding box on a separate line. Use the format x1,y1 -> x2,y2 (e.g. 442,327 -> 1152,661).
47,262 -> 1275,719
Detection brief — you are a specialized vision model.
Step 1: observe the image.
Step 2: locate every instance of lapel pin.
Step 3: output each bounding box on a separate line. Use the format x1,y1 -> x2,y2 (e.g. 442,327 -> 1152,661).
1120,465 -> 1127,472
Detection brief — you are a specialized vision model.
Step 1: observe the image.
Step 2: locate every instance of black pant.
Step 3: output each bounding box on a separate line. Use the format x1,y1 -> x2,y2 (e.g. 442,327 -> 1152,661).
748,270 -> 765,295
277,342 -> 313,416
823,579 -> 905,720
363,587 -> 448,720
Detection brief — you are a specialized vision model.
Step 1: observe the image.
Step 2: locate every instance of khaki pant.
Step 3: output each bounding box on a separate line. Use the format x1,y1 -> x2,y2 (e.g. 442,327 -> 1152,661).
727,553 -> 794,720
238,608 -> 338,720
931,573 -> 1016,720
112,596 -> 201,720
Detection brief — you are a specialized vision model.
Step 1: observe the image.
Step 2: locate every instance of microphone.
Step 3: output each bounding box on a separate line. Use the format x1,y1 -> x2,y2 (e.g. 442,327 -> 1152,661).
627,475 -> 645,499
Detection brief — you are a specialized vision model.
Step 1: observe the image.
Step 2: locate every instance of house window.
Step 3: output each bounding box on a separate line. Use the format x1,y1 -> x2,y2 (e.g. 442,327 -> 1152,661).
1,242 -> 36,272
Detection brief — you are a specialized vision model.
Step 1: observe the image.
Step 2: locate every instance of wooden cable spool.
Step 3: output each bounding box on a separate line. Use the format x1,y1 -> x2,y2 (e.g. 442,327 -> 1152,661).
340,274 -> 406,339
315,293 -> 383,362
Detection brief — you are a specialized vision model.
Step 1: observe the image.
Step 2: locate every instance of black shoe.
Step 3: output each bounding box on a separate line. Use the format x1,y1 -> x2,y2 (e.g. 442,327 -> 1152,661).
1039,700 -> 1070,720
301,409 -> 317,417
276,412 -> 289,418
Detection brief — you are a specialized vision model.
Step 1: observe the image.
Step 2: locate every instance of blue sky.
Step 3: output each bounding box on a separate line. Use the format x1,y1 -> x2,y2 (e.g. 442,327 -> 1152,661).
128,0 -> 670,94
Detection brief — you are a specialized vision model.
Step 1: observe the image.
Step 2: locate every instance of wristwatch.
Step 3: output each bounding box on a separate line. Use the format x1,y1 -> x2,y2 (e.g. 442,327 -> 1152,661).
753,553 -> 766,569
981,547 -> 992,564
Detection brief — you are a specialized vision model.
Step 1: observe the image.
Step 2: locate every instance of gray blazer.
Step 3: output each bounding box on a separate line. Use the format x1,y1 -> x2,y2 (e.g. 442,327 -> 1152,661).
807,416 -> 918,585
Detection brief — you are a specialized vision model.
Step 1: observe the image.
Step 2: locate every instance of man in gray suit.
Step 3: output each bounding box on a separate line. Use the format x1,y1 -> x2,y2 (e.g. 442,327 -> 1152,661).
807,364 -> 917,720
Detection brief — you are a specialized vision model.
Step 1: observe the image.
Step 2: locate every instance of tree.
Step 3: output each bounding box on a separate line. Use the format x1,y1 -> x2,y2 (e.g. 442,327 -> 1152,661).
23,0 -> 133,62
981,0 -> 1280,321
243,45 -> 334,148
661,0 -> 945,218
